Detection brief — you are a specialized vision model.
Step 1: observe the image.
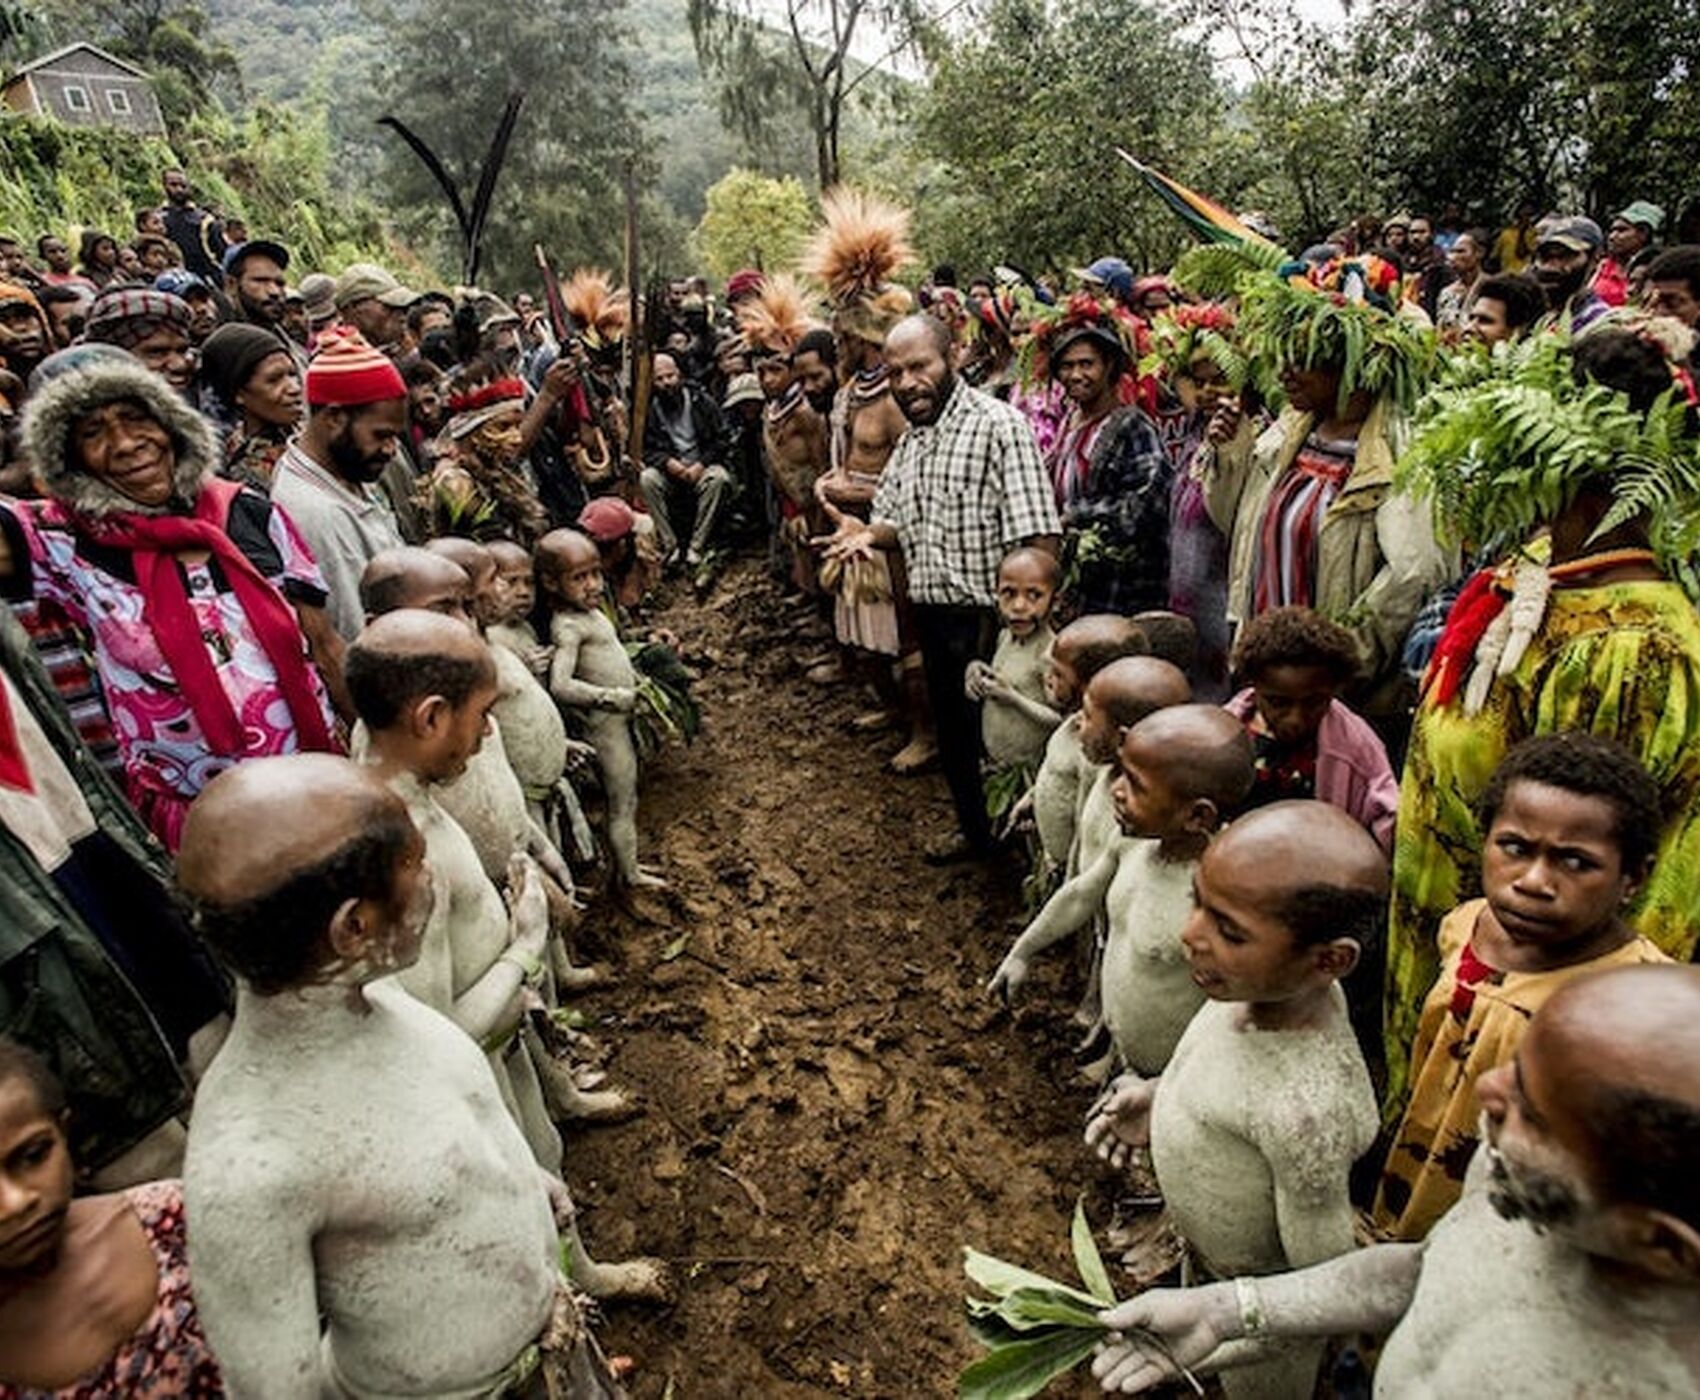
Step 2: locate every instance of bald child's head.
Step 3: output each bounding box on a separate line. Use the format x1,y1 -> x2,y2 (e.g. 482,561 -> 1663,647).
1079,655 -> 1191,765
1047,614 -> 1148,711
361,547 -> 471,623
179,755 -> 428,995
426,536 -> 501,627
346,610 -> 498,784
1112,704 -> 1254,848
1182,800 -> 1388,1007
536,528 -> 606,613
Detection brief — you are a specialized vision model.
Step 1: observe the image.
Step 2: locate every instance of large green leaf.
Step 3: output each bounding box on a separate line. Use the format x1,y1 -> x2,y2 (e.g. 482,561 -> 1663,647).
957,1327 -> 1103,1400
1070,1197 -> 1116,1305
963,1248 -> 1102,1307
996,1287 -> 1111,1332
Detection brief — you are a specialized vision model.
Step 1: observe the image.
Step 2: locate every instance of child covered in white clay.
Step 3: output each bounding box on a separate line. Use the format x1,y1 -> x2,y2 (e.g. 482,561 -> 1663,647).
1025,614 -> 1149,874
966,546 -> 1064,771
346,611 -> 663,1302
988,656 -> 1192,1003
538,528 -> 666,891
486,537 -> 553,677
1086,800 -> 1382,1400
1054,708 -> 1254,1075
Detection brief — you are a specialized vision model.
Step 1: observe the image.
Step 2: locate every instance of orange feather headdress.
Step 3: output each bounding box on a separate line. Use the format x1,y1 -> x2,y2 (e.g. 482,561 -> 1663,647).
798,187 -> 916,344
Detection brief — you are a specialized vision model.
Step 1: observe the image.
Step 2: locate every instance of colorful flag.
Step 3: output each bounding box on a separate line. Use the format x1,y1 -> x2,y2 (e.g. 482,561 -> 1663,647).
1114,149 -> 1275,249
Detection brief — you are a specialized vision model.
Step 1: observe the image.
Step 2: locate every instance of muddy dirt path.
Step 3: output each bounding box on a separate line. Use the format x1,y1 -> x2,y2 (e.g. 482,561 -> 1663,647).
569,559 -> 1109,1398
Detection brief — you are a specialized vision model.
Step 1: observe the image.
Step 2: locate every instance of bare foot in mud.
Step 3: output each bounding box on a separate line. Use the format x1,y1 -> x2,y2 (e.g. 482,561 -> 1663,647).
850,708 -> 897,733
576,1255 -> 675,1305
888,734 -> 939,774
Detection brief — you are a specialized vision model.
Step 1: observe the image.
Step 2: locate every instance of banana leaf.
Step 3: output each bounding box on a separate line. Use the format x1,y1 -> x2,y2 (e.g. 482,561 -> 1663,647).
958,1328 -> 1102,1400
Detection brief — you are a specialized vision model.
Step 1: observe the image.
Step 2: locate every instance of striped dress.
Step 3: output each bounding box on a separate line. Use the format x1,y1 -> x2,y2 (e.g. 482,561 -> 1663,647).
1252,434 -> 1355,613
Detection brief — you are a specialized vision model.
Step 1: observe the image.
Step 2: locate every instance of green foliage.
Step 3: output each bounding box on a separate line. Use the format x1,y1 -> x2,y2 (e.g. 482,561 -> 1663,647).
692,167 -> 814,277
1352,0 -> 1700,222
1239,273 -> 1435,415
960,1200 -> 1197,1400
688,0 -> 932,189
1397,333 -> 1700,584
0,107 -> 391,271
1170,241 -> 1286,301
913,0 -> 1234,275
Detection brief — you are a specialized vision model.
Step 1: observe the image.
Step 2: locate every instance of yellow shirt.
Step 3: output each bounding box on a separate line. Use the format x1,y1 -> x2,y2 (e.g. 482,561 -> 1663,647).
1494,224 -> 1536,273
1373,898 -> 1670,1241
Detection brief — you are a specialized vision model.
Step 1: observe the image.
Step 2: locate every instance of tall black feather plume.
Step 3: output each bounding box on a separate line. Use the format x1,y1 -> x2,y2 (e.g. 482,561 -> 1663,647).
376,114 -> 471,245
465,94 -> 525,286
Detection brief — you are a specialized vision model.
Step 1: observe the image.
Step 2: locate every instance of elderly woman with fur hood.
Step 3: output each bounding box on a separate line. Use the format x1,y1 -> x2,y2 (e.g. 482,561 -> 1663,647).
0,347 -> 341,849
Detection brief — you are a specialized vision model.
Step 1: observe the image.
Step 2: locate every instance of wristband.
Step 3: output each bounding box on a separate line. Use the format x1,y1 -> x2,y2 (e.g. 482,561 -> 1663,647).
1234,1276 -> 1268,1339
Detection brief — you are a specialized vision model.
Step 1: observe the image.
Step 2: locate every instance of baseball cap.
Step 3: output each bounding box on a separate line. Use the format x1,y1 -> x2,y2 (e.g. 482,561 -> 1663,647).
1614,200 -> 1666,234
333,262 -> 421,311
222,238 -> 291,276
1071,256 -> 1135,301
723,372 -> 763,409
153,269 -> 211,300
1535,216 -> 1604,255
298,272 -> 338,327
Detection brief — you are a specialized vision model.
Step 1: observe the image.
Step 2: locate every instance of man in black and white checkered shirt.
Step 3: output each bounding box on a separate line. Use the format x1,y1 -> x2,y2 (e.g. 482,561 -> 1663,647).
819,314 -> 1060,862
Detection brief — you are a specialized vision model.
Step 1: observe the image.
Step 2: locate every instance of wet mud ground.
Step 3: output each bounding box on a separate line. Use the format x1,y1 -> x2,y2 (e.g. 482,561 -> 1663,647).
566,557 -> 1114,1398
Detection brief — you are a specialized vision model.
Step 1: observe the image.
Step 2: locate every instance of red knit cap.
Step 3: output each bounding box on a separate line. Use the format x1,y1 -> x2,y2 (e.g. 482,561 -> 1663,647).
305,325 -> 406,407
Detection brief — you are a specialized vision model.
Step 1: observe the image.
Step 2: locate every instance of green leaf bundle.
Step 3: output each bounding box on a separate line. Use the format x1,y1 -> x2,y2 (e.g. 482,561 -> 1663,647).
959,1200 -> 1201,1400
1395,331 -> 1700,589
1238,273 -> 1435,416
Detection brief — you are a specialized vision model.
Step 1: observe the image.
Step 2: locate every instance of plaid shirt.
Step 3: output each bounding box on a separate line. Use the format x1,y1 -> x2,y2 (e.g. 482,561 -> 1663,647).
872,380 -> 1059,608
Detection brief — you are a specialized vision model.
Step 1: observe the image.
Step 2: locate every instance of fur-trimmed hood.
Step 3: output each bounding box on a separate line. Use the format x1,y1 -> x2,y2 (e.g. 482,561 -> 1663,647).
21,355 -> 216,518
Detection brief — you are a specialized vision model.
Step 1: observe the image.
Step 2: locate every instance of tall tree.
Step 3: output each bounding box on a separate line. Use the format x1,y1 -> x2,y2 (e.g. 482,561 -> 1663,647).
365,0 -> 648,292
915,0 -> 1235,271
1351,0 -> 1700,221
687,0 -> 933,189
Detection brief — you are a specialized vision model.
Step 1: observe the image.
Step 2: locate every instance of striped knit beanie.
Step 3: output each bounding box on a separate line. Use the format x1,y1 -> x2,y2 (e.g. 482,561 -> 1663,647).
305,324 -> 406,407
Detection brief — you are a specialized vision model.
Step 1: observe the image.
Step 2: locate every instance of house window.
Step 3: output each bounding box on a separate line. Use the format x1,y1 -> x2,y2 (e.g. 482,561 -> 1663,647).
63,84 -> 91,113
105,88 -> 132,116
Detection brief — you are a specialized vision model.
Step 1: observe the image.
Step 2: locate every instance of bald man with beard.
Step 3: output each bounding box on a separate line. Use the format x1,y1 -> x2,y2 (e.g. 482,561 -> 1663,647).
1092,963 -> 1700,1396
179,755 -> 623,1399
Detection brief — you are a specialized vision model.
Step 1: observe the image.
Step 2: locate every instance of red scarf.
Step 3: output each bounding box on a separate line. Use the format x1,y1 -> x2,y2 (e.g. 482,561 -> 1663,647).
0,681 -> 34,793
77,480 -> 337,758
1421,567 -> 1504,708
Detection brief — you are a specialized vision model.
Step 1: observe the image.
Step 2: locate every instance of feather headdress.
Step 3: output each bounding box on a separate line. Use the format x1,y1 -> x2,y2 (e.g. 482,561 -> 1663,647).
799,187 -> 916,343
561,268 -> 631,351
737,272 -> 819,358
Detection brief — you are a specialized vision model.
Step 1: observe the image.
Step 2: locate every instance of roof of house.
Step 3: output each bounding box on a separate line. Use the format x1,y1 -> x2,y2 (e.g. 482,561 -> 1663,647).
3,43 -> 153,84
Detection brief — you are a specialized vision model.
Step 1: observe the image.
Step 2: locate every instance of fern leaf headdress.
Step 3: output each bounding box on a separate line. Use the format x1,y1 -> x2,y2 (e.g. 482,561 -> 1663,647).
1238,257 -> 1435,415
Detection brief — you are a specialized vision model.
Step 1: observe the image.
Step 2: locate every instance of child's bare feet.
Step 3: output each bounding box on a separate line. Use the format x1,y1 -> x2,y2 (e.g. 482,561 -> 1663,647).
889,733 -> 939,774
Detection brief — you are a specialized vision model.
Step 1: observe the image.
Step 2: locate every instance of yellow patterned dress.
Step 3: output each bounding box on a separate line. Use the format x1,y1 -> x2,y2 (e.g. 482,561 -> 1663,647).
1385,578 -> 1700,1118
1372,898 -> 1670,1241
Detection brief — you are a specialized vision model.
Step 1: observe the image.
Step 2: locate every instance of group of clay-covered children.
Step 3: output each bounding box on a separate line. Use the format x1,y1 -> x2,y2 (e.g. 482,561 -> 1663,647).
343,523 -> 675,1296
967,544 -> 1671,1399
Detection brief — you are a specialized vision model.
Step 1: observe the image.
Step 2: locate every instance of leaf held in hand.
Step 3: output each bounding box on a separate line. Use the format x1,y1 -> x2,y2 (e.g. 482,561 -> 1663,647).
1071,1197 -> 1116,1304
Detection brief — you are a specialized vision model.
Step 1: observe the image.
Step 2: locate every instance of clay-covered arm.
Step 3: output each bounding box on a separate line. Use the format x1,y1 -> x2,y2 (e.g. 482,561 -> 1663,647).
453,859 -> 550,1043
988,849 -> 1116,998
188,1172 -> 326,1398
1092,1246 -> 1424,1393
548,622 -> 633,712
990,684 -> 1063,730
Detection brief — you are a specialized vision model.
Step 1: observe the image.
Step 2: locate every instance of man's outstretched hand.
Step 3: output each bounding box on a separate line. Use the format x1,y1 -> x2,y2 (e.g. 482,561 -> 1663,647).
812,516 -> 877,564
1092,1283 -> 1237,1393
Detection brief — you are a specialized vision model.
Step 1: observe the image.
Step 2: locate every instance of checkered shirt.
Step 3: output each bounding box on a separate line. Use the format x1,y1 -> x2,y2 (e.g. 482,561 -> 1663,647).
871,380 -> 1060,608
